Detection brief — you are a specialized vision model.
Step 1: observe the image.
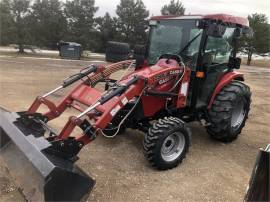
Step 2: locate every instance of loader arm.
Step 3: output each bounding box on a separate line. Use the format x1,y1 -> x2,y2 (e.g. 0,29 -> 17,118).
0,60 -> 141,201
20,60 -> 142,155
54,75 -> 145,146
1,57 -> 186,201
27,60 -> 135,119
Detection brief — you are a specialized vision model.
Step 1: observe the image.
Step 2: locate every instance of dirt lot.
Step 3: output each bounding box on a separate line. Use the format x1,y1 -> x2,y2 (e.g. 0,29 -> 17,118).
0,55 -> 269,202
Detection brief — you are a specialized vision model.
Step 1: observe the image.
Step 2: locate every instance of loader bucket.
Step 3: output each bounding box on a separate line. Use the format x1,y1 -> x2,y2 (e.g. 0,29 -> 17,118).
0,108 -> 95,201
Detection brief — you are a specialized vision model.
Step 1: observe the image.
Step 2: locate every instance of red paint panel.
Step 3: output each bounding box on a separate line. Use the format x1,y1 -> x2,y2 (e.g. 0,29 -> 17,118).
94,82 -> 145,129
177,68 -> 191,108
141,95 -> 166,117
204,14 -> 249,27
71,85 -> 102,106
150,14 -> 249,27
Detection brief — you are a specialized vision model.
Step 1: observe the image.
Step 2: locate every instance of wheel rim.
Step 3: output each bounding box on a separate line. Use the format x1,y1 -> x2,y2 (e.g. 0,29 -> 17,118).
231,99 -> 246,128
161,132 -> 185,162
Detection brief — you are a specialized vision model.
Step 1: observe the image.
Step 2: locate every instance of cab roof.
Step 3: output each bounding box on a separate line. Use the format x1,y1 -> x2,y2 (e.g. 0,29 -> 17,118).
150,14 -> 249,27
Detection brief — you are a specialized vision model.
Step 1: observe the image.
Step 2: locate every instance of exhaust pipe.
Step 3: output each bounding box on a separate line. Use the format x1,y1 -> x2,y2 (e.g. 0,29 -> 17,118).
0,108 -> 95,201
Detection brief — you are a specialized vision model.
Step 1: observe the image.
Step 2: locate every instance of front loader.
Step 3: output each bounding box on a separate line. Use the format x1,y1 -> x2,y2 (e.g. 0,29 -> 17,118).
0,14 -> 252,201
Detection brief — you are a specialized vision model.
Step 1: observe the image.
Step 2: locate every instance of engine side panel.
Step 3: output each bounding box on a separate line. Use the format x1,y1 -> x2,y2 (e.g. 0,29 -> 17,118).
128,59 -> 186,117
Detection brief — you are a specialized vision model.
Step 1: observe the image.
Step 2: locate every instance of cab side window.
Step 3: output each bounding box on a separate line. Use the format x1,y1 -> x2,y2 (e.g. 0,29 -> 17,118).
205,28 -> 235,65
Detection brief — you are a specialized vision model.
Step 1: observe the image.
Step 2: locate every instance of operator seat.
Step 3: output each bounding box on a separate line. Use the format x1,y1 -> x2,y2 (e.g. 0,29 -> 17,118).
202,52 -> 213,67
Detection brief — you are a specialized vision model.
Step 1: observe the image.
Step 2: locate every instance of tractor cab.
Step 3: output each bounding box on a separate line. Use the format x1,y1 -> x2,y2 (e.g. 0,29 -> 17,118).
145,14 -> 251,109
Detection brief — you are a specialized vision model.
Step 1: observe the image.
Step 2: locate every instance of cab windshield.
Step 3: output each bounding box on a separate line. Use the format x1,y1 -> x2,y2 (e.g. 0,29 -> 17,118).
148,19 -> 202,66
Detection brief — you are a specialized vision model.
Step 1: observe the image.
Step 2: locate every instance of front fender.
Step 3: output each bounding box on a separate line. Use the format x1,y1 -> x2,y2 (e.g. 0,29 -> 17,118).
207,71 -> 244,109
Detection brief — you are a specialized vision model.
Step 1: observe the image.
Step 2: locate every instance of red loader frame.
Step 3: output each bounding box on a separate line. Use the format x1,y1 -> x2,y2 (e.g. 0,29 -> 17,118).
24,59 -> 190,155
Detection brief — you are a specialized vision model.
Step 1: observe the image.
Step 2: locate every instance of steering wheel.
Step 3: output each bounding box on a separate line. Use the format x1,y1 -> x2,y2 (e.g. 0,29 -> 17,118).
159,53 -> 183,64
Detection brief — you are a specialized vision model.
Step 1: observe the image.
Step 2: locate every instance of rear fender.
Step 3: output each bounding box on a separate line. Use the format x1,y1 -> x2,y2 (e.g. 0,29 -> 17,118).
207,71 -> 244,109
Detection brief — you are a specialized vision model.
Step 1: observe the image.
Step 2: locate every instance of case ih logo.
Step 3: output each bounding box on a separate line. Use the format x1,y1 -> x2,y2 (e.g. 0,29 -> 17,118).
170,69 -> 181,75
155,69 -> 182,84
159,77 -> 172,85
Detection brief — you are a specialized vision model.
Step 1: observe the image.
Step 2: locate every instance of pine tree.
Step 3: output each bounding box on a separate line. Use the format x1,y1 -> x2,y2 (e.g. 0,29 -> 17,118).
3,0 -> 31,52
0,0 -> 15,45
240,13 -> 270,65
95,12 -> 117,52
116,0 -> 149,45
31,0 -> 67,48
161,0 -> 185,16
248,13 -> 270,53
65,0 -> 98,49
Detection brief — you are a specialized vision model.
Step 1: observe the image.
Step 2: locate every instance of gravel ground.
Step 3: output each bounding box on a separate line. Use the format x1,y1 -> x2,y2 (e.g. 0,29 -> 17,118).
0,55 -> 269,202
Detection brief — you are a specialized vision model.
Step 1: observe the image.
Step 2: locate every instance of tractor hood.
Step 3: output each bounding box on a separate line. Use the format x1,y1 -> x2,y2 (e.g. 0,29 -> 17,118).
123,59 -> 184,88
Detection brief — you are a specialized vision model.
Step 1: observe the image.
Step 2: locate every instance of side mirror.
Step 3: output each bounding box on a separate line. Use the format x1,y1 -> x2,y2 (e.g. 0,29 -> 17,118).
202,52 -> 213,67
228,56 -> 241,69
206,23 -> 226,38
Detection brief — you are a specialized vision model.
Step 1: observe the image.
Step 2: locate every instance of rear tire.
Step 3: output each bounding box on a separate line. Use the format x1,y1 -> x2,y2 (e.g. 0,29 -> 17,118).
143,117 -> 191,170
207,81 -> 251,142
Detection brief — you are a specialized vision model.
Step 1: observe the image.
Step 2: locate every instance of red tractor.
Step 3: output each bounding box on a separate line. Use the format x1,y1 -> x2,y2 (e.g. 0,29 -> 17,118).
0,14 -> 252,201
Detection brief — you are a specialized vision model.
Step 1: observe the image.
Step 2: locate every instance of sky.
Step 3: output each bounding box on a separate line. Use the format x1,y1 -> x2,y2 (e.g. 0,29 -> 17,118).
94,0 -> 270,22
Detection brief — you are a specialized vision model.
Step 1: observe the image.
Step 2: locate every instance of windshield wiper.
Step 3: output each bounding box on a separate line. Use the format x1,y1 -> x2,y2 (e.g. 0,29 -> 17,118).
178,32 -> 202,55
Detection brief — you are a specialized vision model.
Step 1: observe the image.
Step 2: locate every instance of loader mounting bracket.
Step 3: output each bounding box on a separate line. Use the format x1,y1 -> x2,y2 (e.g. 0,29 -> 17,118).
15,112 -> 58,138
18,111 -> 48,124
79,119 -> 97,141
44,137 -> 82,161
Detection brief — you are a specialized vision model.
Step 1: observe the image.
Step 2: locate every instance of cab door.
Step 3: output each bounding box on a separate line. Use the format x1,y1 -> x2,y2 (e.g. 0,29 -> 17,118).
197,27 -> 236,108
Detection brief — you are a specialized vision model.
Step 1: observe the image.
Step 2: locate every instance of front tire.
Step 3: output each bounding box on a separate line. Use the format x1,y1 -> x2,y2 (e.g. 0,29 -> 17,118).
143,117 -> 191,170
207,81 -> 251,142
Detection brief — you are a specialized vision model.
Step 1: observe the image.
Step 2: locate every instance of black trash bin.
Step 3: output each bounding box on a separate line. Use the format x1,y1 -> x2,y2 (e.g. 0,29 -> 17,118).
59,41 -> 82,60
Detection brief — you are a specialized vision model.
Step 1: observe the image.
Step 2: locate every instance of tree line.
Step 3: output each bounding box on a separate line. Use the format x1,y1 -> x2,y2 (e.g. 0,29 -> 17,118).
0,0 -> 148,52
0,0 -> 269,54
